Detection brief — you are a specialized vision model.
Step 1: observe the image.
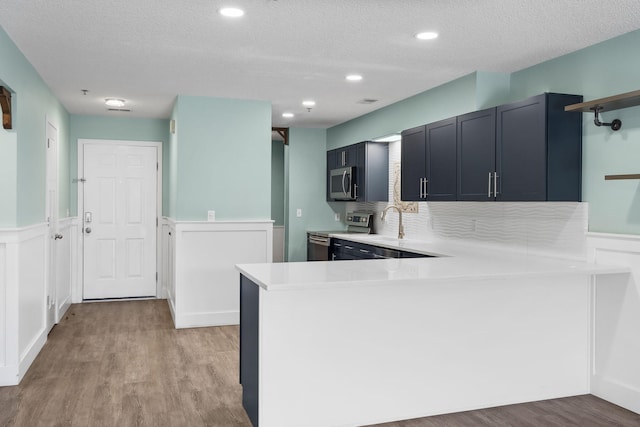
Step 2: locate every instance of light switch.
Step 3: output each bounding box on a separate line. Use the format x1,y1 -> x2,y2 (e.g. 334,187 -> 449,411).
208,210 -> 216,221
334,213 -> 340,221
296,208 -> 302,217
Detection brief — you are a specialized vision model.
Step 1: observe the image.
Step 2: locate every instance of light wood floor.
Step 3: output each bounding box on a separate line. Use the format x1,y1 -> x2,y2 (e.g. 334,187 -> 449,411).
1,300 -> 638,427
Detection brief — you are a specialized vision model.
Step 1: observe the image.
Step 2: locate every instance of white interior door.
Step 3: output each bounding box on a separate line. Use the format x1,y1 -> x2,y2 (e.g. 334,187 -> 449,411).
82,143 -> 158,299
45,120 -> 58,331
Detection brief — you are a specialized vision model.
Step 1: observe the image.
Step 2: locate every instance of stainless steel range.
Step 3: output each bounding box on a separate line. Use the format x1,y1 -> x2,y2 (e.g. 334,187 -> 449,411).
306,212 -> 373,261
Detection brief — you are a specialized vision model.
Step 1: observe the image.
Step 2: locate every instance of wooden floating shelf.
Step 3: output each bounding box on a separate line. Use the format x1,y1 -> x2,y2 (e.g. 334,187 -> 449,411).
604,174 -> 640,181
565,89 -> 640,113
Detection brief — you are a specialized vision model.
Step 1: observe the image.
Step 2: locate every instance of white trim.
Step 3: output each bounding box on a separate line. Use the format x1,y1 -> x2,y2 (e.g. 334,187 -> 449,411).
0,225 -> 48,386
168,218 -> 272,329
587,233 -> 640,414
76,139 -> 163,301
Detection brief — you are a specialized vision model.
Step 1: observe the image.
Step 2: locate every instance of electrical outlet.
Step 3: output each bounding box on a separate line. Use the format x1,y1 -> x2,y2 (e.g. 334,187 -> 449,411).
207,210 -> 216,221
334,213 -> 340,221
296,208 -> 302,218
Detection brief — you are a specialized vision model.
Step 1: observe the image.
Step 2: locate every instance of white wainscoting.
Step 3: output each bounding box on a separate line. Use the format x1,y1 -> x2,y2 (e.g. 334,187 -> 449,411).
0,224 -> 48,386
56,218 -> 74,322
165,219 -> 272,329
587,232 -> 640,414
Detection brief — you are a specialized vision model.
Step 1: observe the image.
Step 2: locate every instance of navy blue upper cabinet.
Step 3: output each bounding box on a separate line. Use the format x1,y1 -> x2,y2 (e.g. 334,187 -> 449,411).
400,125 -> 427,201
426,117 -> 457,201
401,118 -> 457,202
496,93 -> 583,201
327,141 -> 388,202
356,141 -> 389,202
457,108 -> 497,201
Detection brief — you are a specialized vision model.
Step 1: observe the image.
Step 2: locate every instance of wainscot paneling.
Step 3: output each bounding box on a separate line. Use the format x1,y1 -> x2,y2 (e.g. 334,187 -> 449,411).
0,224 -> 48,386
588,232 -> 640,414
55,218 -> 74,322
165,219 -> 272,329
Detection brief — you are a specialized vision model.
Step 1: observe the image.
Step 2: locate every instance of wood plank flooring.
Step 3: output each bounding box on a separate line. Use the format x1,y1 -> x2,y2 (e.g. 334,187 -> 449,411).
1,300 -> 639,427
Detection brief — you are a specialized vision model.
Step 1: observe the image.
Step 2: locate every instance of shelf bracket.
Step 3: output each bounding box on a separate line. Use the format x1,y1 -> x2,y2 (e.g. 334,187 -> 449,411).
0,86 -> 12,130
272,127 -> 289,145
592,106 -> 621,131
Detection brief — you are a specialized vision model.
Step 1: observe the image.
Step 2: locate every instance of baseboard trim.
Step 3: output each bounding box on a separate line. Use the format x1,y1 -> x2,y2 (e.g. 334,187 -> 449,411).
18,328 -> 47,383
173,310 -> 239,329
0,366 -> 19,386
592,376 -> 640,414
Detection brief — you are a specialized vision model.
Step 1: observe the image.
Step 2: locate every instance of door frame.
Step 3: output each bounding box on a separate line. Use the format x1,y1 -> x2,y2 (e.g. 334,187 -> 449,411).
75,139 -> 163,301
45,116 -> 58,331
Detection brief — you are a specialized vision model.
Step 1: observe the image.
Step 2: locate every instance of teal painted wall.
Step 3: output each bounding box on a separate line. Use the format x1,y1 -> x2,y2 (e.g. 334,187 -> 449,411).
286,128 -> 341,262
509,29 -> 640,235
328,29 -> 640,235
0,26 -> 70,227
271,140 -> 285,226
171,95 -> 271,221
69,115 -> 169,216
327,73 -> 478,149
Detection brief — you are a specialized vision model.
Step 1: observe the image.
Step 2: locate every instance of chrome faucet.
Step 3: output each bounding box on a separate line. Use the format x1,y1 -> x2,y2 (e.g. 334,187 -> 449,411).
381,205 -> 405,239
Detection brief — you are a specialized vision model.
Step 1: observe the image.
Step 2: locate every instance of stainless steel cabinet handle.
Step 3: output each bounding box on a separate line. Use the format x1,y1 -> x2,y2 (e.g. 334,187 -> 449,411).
424,178 -> 428,197
494,172 -> 499,198
488,172 -> 492,198
359,249 -> 370,254
345,245 -> 354,250
419,179 -> 423,198
354,184 -> 358,199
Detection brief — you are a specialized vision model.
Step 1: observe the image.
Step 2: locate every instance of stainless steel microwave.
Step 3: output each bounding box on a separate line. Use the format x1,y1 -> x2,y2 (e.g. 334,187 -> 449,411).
329,166 -> 357,200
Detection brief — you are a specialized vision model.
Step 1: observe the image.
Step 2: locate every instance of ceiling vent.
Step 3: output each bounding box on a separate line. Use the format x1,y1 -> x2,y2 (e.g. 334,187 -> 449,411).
357,98 -> 378,105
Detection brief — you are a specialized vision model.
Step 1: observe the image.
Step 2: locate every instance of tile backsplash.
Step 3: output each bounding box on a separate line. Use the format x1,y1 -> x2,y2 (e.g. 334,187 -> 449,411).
348,140 -> 589,260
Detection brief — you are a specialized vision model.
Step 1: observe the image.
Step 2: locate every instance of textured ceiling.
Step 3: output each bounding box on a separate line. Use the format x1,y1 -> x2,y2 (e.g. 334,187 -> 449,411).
1,0 -> 640,129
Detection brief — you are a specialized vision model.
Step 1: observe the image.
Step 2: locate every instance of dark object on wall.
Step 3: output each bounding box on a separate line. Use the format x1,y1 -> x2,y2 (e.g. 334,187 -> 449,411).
0,86 -> 12,130
593,107 -> 622,131
565,89 -> 640,131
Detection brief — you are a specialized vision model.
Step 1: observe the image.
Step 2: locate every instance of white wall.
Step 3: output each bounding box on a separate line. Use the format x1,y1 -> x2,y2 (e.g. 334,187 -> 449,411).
165,219 -> 272,328
0,224 -> 48,385
588,233 -> 640,414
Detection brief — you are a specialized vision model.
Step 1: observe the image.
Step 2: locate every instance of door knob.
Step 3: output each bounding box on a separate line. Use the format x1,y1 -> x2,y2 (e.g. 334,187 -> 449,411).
54,234 -> 63,240
85,227 -> 92,234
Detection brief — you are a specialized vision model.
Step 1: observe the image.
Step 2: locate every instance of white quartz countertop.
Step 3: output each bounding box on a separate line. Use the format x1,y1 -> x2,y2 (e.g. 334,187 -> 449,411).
236,234 -> 628,291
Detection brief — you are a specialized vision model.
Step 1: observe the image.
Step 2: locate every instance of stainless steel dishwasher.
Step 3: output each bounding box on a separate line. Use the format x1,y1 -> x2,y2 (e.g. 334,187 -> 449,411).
307,232 -> 332,261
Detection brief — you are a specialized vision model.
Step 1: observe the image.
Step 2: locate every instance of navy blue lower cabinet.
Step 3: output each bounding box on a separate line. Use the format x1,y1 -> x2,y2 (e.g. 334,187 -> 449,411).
240,275 -> 259,427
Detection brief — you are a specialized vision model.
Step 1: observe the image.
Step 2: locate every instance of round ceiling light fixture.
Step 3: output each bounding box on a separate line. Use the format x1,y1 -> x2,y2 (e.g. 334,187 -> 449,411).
346,74 -> 363,81
105,98 -> 126,107
415,31 -> 439,40
219,7 -> 245,17
282,112 -> 294,118
302,100 -> 316,107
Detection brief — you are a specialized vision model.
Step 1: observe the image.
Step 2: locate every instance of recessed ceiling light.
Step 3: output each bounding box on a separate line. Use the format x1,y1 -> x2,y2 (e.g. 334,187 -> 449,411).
105,98 -> 125,107
346,74 -> 363,82
302,100 -> 316,107
282,112 -> 294,118
415,31 -> 438,40
219,7 -> 244,17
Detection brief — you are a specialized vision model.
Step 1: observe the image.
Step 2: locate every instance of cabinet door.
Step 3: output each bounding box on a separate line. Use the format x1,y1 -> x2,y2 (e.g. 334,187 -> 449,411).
336,145 -> 357,167
401,125 -> 427,201
457,108 -> 496,201
326,150 -> 337,201
358,141 -> 389,202
426,117 -> 457,201
496,94 -> 546,201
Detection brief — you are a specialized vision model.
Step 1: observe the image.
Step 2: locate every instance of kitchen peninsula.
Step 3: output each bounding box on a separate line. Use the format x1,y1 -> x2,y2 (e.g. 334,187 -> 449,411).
236,236 -> 627,427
